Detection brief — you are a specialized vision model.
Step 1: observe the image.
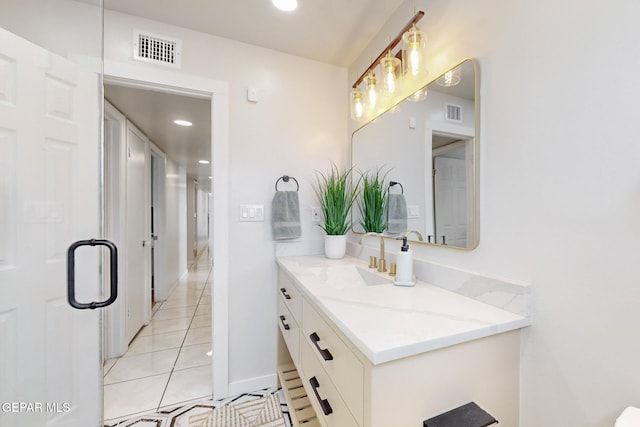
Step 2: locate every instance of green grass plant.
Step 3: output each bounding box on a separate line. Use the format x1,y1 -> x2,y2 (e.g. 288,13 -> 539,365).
314,163 -> 361,235
358,167 -> 389,233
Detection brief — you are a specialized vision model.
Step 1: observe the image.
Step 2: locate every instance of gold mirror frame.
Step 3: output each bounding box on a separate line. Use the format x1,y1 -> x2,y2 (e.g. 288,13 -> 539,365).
350,58 -> 479,250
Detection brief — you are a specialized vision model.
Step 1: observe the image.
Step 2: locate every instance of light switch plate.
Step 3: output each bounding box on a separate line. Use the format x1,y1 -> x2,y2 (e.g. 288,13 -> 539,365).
247,87 -> 259,103
239,204 -> 264,221
407,205 -> 420,218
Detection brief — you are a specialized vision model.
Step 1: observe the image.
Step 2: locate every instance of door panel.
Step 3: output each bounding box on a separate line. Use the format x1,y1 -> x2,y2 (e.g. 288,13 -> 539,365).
434,156 -> 467,247
0,28 -> 103,426
126,123 -> 150,341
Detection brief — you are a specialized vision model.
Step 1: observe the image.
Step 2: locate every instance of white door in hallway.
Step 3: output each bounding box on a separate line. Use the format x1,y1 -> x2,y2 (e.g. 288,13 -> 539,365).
125,122 -> 150,341
433,156 -> 468,247
0,28 -> 104,426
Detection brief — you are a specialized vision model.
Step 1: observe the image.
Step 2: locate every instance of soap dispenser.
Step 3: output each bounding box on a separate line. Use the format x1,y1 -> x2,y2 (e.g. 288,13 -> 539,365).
394,236 -> 415,286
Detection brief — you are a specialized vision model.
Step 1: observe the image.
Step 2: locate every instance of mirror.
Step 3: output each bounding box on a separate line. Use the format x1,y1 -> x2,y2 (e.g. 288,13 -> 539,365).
351,58 -> 478,249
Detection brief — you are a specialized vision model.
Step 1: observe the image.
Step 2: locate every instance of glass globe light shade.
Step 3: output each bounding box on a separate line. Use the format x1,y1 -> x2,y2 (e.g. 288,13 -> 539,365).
364,71 -> 378,112
350,87 -> 364,120
379,51 -> 401,97
436,67 -> 461,87
408,87 -> 428,102
402,25 -> 427,79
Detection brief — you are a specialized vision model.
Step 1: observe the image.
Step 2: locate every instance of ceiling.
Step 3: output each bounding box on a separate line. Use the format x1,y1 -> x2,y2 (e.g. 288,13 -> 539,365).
102,0 -> 405,184
104,85 -> 212,183
104,0 -> 405,67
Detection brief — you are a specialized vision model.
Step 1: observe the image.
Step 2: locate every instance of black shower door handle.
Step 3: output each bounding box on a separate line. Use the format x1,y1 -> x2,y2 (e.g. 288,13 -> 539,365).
67,239 -> 118,310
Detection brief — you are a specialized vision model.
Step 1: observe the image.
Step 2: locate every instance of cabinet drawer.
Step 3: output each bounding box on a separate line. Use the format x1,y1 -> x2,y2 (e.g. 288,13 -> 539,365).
277,296 -> 299,366
302,299 -> 363,425
300,338 -> 359,427
278,270 -> 303,324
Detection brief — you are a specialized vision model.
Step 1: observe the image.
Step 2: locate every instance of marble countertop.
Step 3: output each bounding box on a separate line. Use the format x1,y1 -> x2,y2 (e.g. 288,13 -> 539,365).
276,255 -> 530,365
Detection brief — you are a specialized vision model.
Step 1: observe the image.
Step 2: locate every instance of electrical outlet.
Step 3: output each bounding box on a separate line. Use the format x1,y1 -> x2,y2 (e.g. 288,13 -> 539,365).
311,206 -> 321,223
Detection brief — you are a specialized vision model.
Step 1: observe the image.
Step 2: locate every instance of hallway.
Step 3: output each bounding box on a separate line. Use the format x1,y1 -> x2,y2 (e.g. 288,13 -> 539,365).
103,258 -> 212,422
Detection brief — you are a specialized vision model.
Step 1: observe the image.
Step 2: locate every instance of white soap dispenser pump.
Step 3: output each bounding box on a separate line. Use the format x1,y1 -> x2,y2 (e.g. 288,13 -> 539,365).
394,236 -> 415,287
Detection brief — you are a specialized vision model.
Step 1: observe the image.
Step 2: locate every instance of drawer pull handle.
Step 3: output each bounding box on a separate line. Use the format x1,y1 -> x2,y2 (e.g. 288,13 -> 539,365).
309,376 -> 333,416
280,288 -> 291,300
279,315 -> 290,330
309,332 -> 333,361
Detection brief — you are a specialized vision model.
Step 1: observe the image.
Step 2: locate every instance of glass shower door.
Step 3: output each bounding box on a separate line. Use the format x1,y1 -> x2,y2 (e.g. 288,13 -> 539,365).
0,1 -> 107,426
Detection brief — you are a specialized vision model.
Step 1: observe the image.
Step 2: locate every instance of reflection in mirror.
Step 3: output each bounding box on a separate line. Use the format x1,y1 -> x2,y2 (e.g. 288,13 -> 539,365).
351,58 -> 478,249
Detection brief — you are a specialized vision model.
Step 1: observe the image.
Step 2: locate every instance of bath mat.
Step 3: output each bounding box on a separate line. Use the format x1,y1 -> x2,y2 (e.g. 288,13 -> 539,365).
205,394 -> 284,427
104,388 -> 291,427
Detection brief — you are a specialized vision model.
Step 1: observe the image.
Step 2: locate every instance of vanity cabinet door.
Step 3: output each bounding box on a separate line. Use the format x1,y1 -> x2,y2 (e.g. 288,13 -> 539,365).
278,270 -> 303,324
302,299 -> 364,425
277,296 -> 300,365
300,337 -> 360,427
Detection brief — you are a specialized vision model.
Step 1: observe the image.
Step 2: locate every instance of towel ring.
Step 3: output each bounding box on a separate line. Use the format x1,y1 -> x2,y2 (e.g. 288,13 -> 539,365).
389,181 -> 403,194
275,175 -> 299,192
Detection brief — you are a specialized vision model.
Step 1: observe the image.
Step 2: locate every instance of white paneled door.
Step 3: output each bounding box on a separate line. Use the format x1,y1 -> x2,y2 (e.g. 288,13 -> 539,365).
433,156 -> 468,247
125,122 -> 150,342
0,28 -> 105,426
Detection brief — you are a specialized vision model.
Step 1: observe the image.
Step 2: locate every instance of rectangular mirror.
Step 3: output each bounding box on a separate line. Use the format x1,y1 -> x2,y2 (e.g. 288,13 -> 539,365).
351,58 -> 479,249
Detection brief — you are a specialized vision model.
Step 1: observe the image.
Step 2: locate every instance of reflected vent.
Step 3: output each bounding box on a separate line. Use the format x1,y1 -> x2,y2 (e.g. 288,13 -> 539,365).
133,30 -> 182,68
445,104 -> 462,122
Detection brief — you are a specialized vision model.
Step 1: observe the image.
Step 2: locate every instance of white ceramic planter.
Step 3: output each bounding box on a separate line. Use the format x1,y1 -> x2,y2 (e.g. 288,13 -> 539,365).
324,234 -> 347,259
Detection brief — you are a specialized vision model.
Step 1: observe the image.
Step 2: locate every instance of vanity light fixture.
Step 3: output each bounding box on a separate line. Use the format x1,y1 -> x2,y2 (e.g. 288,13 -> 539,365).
364,70 -> 378,112
408,87 -> 428,102
174,119 -> 192,126
380,50 -> 401,97
351,87 -> 364,120
436,66 -> 461,87
402,24 -> 427,79
272,0 -> 297,12
350,10 -> 426,121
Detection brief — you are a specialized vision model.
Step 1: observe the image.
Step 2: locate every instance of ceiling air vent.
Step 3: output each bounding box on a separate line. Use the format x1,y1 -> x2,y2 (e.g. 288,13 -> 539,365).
445,103 -> 462,122
133,30 -> 182,68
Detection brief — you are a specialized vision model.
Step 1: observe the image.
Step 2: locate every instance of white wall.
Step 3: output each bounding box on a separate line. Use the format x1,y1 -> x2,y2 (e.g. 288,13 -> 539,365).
350,1 -> 640,426
165,158 -> 188,284
105,10 -> 348,393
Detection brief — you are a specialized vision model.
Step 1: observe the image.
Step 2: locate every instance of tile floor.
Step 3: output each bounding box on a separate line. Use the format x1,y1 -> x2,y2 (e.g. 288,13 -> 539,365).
103,258 -> 213,423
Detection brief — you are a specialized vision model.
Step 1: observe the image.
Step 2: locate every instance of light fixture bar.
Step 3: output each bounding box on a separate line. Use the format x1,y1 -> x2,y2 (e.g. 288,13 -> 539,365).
352,10 -> 425,89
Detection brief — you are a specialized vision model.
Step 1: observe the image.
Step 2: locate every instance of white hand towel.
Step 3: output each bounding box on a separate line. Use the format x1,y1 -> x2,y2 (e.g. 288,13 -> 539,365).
616,407 -> 640,427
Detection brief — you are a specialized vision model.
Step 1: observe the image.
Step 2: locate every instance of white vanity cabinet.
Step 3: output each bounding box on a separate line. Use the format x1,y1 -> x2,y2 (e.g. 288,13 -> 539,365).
276,257 -> 528,427
277,273 -> 302,366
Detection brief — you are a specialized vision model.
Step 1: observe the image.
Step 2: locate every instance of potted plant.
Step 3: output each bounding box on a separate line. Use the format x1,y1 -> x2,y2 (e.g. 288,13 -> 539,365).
358,167 -> 389,234
314,163 -> 360,259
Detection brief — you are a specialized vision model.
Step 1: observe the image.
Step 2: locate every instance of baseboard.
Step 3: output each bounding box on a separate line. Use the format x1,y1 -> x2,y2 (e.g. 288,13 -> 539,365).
227,373 -> 278,397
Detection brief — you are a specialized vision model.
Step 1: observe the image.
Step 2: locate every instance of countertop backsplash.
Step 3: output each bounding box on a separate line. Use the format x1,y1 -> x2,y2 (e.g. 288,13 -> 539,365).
347,240 -> 531,320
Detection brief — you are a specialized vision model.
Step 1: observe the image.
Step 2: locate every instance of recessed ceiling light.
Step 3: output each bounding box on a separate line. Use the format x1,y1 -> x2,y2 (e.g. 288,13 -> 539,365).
174,119 -> 192,126
199,160 -> 210,164
272,0 -> 297,12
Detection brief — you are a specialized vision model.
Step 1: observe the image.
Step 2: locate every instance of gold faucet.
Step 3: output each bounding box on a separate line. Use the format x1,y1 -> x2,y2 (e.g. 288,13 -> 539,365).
402,230 -> 424,241
359,232 -> 386,272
